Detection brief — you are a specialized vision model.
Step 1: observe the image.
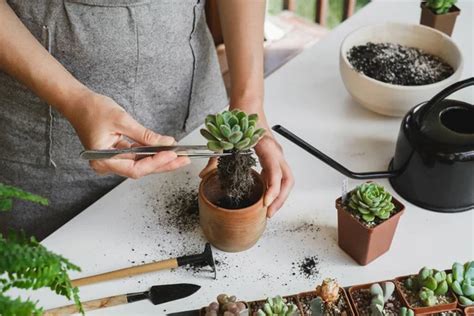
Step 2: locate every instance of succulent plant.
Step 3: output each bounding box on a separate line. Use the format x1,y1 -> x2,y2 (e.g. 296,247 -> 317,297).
309,297 -> 325,316
405,267 -> 449,306
447,261 -> 474,306
201,110 -> 266,153
426,0 -> 457,14
255,296 -> 298,316
399,307 -> 414,316
347,182 -> 395,223
370,282 -> 395,316
315,278 -> 340,304
204,294 -> 248,316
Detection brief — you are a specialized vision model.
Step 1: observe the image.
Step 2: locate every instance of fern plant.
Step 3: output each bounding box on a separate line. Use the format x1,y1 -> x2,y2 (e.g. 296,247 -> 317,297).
0,183 -> 83,315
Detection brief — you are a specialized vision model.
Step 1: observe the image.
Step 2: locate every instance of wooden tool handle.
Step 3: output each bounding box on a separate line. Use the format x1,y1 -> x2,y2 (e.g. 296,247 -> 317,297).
44,294 -> 127,315
71,258 -> 178,287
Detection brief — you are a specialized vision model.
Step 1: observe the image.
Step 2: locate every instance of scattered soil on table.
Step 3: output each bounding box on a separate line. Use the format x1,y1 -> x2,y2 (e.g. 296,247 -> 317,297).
299,290 -> 351,315
351,287 -> 402,315
161,186 -> 199,232
292,256 -> 321,280
347,42 -> 454,86
396,278 -> 456,308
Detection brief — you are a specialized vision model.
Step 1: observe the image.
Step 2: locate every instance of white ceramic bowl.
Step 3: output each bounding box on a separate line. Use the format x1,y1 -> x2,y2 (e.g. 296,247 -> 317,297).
340,23 -> 463,117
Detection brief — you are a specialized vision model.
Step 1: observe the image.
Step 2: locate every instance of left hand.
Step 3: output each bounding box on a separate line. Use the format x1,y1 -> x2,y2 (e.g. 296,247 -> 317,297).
200,135 -> 294,218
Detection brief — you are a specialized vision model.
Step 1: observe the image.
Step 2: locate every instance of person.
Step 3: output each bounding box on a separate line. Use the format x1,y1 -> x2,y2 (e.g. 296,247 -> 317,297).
0,0 -> 294,240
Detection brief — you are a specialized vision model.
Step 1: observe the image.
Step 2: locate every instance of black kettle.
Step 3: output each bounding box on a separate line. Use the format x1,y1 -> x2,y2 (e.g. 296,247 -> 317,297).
273,77 -> 474,213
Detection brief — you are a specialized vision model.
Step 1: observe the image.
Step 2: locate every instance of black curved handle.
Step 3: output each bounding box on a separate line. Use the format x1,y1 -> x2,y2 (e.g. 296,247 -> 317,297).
416,77 -> 474,126
272,125 -> 399,179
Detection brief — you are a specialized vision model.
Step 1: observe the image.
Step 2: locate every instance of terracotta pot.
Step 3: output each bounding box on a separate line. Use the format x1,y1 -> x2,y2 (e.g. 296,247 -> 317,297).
420,2 -> 460,36
247,295 -> 303,315
199,169 -> 267,252
336,196 -> 405,266
394,275 -> 458,314
348,280 -> 404,316
297,289 -> 355,316
465,306 -> 474,315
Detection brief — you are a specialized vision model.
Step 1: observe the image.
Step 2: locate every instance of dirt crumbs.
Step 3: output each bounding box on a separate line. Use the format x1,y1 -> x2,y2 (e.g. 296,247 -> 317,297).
347,42 -> 454,86
160,186 -> 199,233
351,287 -> 402,316
293,256 -> 321,280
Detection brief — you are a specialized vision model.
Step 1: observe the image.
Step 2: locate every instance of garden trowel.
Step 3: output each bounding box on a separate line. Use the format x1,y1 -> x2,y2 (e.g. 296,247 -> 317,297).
44,283 -> 200,315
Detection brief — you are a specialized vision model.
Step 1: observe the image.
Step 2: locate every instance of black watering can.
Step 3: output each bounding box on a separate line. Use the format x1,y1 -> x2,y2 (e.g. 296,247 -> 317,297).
273,77 -> 474,213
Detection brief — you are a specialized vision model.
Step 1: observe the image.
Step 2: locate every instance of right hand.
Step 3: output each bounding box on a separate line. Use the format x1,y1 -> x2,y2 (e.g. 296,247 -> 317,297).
65,91 -> 190,178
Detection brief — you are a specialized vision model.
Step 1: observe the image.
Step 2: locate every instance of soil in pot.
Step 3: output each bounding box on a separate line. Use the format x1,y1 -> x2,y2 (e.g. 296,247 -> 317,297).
347,42 -> 454,86
298,289 -> 354,316
199,169 -> 266,252
395,277 -> 457,313
336,196 -> 405,265
430,310 -> 464,316
349,283 -> 403,316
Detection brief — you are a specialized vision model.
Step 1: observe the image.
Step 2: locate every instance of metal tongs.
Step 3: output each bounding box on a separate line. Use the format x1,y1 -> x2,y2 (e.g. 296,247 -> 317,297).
80,145 -> 251,160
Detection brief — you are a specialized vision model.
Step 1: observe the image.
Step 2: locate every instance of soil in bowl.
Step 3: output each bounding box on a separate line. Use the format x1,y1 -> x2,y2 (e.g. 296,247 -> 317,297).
395,277 -> 457,311
298,289 -> 353,316
347,42 -> 454,86
350,284 -> 403,315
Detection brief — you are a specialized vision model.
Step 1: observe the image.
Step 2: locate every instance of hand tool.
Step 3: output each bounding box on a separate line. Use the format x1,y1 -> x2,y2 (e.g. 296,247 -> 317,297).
44,283 -> 200,315
71,243 -> 216,287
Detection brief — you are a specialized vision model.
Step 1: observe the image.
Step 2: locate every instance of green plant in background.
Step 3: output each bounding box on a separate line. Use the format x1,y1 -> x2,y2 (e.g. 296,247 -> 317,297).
369,282 -> 395,316
347,182 -> 395,222
405,267 -> 449,307
0,183 -> 83,315
426,0 -> 457,14
447,261 -> 474,306
399,307 -> 415,316
201,110 -> 266,207
256,295 -> 298,316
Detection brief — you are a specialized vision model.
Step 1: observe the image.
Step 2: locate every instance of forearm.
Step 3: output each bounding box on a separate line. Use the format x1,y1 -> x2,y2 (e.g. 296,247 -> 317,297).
218,0 -> 267,126
0,1 -> 89,119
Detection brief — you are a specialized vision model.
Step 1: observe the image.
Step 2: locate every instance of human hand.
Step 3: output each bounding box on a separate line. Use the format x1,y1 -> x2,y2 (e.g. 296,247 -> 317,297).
65,92 -> 190,178
199,135 -> 294,217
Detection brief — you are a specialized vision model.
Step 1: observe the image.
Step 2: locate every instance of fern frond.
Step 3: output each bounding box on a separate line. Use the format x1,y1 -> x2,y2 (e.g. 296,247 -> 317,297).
0,183 -> 48,212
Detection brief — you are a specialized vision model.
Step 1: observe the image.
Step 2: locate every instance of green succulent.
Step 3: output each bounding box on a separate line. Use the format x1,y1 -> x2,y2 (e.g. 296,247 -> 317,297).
347,182 -> 395,222
200,109 -> 266,152
426,0 -> 457,14
447,261 -> 474,306
309,297 -> 324,316
256,296 -> 298,316
399,307 -> 414,316
370,282 -> 395,316
405,267 -> 449,307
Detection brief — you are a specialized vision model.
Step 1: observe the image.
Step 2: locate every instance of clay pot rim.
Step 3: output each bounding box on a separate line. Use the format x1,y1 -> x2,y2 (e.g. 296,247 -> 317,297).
335,196 -> 405,232
199,169 -> 265,213
348,279 -> 402,316
420,2 -> 461,16
394,275 -> 458,313
296,288 -> 355,316
465,306 -> 474,315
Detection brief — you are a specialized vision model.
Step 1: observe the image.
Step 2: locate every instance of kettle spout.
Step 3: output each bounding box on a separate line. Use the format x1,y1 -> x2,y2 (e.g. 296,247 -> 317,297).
272,125 -> 399,180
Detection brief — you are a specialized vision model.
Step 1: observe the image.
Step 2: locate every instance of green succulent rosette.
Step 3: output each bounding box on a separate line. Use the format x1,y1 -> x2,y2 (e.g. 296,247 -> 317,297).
200,109 -> 265,152
426,0 -> 457,14
348,182 -> 395,222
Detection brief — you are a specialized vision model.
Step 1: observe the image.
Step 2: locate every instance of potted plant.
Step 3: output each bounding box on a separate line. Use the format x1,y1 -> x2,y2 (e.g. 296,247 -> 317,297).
399,307 -> 414,316
297,278 -> 354,315
420,0 -> 460,36
336,182 -> 405,265
0,183 -> 83,315
447,261 -> 474,307
247,295 -> 299,316
199,109 -> 267,252
349,281 -> 404,315
202,293 -> 248,316
395,267 -> 458,314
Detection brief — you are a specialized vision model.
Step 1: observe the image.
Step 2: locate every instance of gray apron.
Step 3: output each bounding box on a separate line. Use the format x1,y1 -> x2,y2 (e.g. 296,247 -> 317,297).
0,0 -> 227,240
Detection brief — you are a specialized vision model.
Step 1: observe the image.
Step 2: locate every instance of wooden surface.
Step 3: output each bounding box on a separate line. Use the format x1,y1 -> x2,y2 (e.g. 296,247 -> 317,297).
44,295 -> 127,315
10,1 -> 473,315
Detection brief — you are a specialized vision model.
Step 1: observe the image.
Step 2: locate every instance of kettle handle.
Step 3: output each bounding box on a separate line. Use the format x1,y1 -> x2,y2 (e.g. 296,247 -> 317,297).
416,77 -> 474,126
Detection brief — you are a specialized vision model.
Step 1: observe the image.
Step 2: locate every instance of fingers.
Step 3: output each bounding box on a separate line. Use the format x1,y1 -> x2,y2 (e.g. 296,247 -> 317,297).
118,114 -> 175,146
199,157 -> 218,178
262,157 -> 282,209
90,151 -> 181,178
266,161 -> 294,218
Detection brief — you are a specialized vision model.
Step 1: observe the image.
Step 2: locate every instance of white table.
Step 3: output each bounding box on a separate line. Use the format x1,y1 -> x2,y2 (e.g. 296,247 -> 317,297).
21,0 -> 474,314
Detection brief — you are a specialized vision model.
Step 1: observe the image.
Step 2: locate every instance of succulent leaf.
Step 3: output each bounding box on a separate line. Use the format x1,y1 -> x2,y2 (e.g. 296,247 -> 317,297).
207,141 -> 223,152
206,122 -> 222,140
347,182 -> 395,223
229,131 -> 243,144
235,138 -> 251,151
200,129 -> 218,141
219,141 -> 234,151
220,124 -> 232,138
